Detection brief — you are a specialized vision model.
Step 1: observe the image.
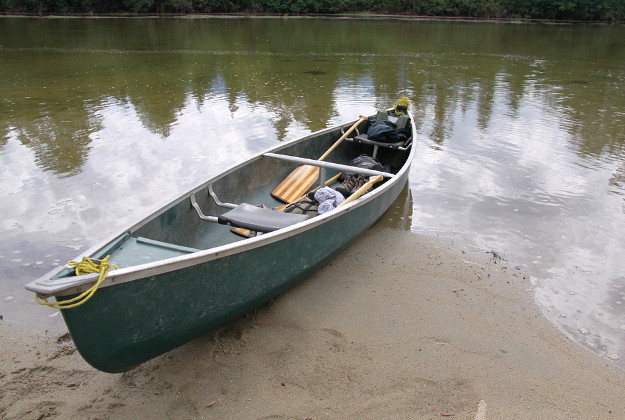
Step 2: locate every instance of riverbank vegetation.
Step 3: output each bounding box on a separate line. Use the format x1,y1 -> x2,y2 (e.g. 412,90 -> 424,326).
1,0 -> 624,21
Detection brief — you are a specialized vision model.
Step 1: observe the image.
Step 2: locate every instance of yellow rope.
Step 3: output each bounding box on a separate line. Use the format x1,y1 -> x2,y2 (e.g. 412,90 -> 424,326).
36,256 -> 117,310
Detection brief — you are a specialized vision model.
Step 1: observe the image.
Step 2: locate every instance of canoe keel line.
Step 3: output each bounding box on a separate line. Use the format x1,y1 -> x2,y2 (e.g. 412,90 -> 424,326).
25,102 -> 416,373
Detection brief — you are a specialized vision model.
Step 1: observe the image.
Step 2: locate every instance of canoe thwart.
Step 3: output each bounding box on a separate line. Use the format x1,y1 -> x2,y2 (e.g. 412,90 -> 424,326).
218,203 -> 309,233
263,153 -> 394,179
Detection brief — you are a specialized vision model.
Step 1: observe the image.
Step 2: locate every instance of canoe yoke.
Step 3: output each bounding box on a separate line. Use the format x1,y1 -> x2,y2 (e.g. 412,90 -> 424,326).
190,189 -> 309,234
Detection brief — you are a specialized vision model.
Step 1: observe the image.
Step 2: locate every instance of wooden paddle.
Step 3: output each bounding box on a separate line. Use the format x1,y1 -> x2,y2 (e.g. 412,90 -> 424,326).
337,175 -> 384,208
275,172 -> 343,211
231,172 -> 344,238
271,115 -> 368,203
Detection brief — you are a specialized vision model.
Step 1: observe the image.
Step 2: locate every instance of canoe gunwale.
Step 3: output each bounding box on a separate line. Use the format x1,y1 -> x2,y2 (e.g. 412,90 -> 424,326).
25,112 -> 416,298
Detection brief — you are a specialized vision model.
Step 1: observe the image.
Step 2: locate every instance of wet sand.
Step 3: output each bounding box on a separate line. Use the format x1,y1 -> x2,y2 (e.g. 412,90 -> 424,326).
2,225 -> 624,419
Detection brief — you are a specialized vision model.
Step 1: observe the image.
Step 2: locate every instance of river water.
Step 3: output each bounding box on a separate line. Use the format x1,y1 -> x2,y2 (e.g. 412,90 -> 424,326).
1,17 -> 624,367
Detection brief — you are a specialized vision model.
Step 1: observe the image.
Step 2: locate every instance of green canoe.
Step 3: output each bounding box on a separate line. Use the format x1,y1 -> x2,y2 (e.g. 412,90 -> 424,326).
25,108 -> 416,373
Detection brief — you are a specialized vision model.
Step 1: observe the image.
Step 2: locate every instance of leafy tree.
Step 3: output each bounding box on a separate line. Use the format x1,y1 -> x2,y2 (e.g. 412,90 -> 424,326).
0,0 -> 623,20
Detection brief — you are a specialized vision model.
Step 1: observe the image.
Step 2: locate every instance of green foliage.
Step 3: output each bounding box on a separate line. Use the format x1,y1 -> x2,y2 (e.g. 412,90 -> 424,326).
1,0 -> 623,20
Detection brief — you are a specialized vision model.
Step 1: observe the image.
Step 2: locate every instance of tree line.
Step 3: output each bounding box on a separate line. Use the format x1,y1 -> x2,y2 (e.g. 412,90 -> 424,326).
1,0 -> 624,21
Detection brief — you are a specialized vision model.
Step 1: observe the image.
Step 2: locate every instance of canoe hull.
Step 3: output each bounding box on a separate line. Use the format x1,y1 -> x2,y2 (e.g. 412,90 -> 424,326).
27,109 -> 415,373
60,172 -> 409,373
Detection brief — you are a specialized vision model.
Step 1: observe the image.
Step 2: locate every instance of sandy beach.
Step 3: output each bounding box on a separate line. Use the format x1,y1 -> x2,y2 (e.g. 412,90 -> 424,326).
2,225 -> 624,419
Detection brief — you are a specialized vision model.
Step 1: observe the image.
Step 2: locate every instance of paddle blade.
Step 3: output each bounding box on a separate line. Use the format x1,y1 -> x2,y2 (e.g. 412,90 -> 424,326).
231,227 -> 256,238
271,165 -> 319,203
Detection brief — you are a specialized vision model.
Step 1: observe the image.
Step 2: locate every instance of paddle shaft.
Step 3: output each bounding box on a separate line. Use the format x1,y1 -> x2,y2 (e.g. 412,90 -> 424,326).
318,115 -> 368,161
338,175 -> 384,207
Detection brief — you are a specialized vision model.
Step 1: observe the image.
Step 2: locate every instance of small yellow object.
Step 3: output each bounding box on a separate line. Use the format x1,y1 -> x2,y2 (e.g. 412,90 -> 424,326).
394,96 -> 410,114
36,256 -> 117,310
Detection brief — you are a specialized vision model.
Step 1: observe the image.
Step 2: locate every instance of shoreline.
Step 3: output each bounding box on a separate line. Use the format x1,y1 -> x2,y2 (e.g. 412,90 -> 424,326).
2,225 -> 624,419
0,14 -> 622,25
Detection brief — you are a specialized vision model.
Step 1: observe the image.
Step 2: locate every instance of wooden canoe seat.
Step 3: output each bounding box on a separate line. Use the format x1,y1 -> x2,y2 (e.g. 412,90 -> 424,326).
218,203 -> 309,233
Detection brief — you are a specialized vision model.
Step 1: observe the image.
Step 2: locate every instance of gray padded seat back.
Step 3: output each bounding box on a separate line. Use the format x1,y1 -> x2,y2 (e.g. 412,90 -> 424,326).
374,110 -> 409,129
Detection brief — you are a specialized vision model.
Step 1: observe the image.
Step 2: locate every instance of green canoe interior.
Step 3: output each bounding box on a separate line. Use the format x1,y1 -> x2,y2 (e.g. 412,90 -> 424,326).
51,118 -> 411,278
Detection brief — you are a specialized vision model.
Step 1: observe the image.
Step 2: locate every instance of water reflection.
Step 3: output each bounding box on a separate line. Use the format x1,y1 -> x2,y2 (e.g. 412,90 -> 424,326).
1,17 -> 624,366
376,184 -> 414,231
411,69 -> 625,367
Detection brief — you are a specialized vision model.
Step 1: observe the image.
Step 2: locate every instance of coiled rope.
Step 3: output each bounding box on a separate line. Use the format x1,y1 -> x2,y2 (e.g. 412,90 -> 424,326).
36,255 -> 117,310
